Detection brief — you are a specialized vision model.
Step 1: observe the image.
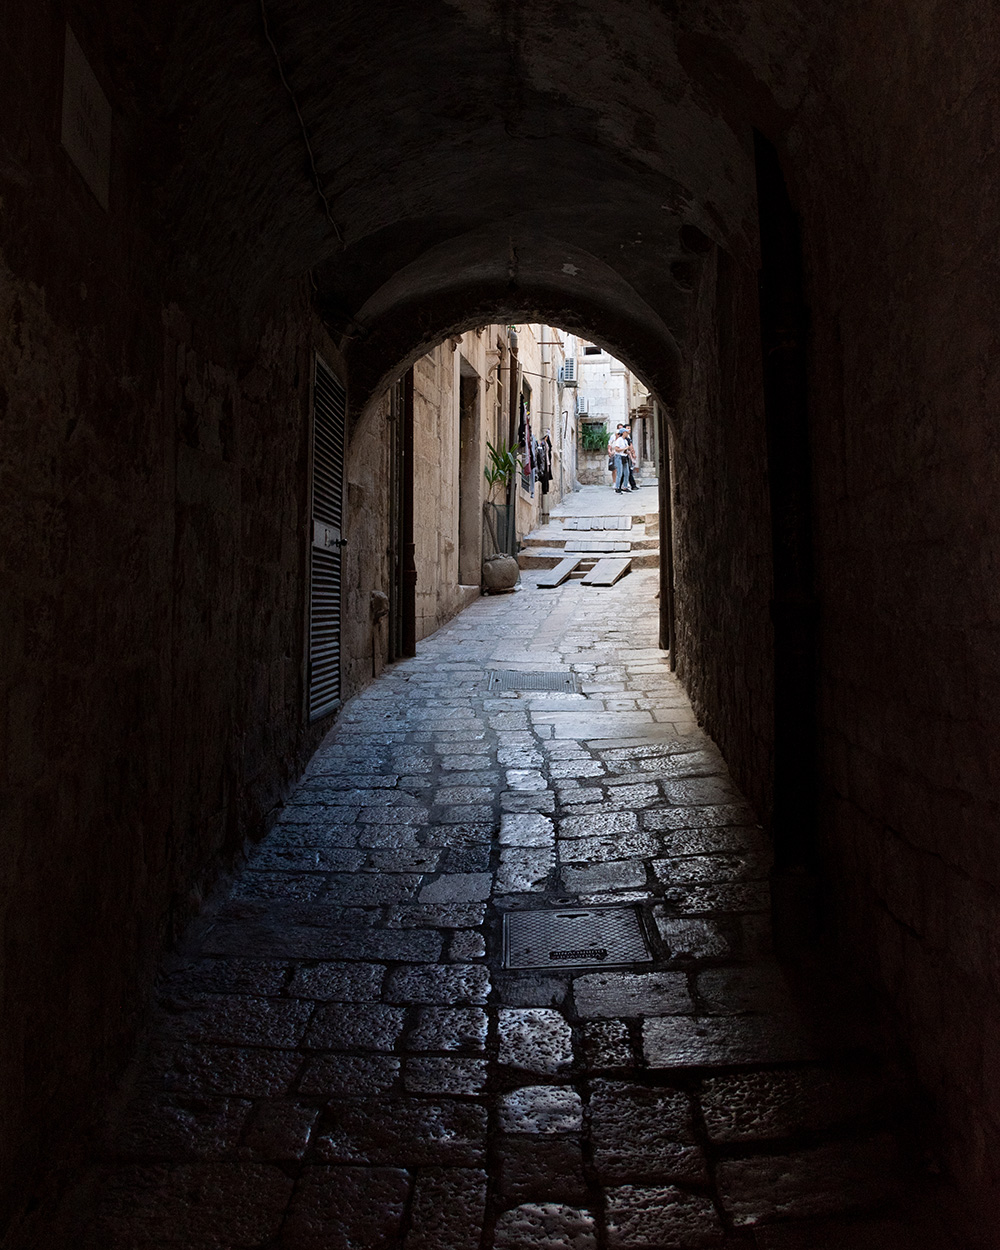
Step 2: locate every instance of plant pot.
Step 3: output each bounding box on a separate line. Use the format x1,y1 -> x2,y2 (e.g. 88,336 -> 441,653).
482,553 -> 520,593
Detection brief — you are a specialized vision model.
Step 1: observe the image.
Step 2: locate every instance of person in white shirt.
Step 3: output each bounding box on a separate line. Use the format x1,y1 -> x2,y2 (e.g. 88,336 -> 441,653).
608,425 -> 631,493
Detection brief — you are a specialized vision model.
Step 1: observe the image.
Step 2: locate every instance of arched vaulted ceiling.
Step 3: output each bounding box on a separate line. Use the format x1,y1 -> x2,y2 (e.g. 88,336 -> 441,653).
162,0 -> 818,402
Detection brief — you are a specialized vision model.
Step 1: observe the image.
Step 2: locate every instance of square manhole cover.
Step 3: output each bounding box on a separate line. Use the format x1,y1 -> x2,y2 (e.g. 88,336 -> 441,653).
503,906 -> 652,969
488,670 -> 579,694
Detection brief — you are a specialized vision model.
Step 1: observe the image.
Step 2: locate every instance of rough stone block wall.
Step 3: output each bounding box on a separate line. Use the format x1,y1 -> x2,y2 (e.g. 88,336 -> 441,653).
3,0 -> 999,1235
796,2 -> 1000,1216
670,248 -> 775,826
343,391 -> 393,693
413,349 -> 462,641
0,12 -> 361,1229
411,330 -> 519,643
577,448 -> 613,486
0,242 -> 341,1229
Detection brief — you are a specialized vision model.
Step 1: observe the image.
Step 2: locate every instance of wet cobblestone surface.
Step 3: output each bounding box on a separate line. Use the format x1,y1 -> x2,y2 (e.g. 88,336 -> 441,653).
50,570 -> 965,1248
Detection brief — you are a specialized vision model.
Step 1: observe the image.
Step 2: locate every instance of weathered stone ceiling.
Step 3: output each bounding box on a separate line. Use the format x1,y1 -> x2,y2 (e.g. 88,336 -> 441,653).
163,0 -> 816,391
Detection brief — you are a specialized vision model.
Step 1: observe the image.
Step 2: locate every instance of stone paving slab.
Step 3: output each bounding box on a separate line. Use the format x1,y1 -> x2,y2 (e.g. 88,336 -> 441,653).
581,557 -> 632,585
564,539 -> 631,553
549,482 -> 658,519
536,556 -> 583,587
563,515 -> 633,530
47,566 -> 966,1249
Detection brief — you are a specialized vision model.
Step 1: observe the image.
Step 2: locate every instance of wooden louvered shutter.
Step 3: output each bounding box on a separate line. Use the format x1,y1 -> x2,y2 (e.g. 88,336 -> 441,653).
308,355 -> 346,720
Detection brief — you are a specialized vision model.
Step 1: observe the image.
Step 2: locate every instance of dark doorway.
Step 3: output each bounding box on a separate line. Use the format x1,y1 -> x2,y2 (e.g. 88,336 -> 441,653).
387,370 -> 416,659
458,364 -> 482,586
754,130 -> 819,937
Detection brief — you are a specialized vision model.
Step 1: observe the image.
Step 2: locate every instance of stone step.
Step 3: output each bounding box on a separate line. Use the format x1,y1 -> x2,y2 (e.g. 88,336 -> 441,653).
549,508 -> 652,526
569,556 -> 600,578
535,556 -> 583,588
519,548 -> 603,571
581,557 -> 632,586
548,537 -> 657,554
523,514 -> 658,544
523,531 -> 657,553
520,546 -> 658,571
562,516 -> 633,532
518,548 -> 570,569
521,535 -> 568,550
564,539 -> 631,554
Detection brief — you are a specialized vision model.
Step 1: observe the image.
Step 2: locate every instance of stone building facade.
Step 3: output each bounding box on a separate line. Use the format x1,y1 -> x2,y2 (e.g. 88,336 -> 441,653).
568,337 -> 655,485
349,324 -> 573,650
508,323 -> 570,539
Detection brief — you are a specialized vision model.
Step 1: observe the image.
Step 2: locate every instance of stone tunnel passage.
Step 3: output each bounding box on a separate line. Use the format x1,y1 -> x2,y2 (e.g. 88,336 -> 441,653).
7,0 -> 1000,1236
44,573 -> 963,1249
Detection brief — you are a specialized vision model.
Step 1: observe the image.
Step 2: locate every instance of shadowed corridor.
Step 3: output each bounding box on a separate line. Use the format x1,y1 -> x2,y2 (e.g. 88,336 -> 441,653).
37,574 -> 962,1248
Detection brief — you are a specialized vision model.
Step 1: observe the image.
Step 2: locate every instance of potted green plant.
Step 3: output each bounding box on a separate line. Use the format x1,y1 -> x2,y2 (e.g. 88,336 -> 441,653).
580,421 -> 608,453
482,439 -> 520,592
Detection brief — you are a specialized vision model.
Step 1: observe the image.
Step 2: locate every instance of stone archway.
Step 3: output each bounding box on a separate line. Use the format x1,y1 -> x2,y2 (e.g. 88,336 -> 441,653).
3,0 -> 999,1235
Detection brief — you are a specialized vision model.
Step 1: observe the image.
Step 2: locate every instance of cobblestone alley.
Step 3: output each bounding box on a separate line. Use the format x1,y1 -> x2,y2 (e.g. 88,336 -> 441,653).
52,571 -> 961,1249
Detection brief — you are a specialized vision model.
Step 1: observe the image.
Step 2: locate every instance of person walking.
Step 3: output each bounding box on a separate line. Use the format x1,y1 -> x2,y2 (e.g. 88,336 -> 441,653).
609,424 -> 631,493
623,423 -> 639,490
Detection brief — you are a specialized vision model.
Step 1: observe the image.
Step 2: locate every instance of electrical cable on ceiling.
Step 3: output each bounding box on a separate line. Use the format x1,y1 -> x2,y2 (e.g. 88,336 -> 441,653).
259,0 -> 345,249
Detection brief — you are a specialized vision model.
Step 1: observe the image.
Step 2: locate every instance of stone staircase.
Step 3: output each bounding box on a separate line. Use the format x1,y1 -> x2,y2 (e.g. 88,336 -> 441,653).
517,509 -> 660,577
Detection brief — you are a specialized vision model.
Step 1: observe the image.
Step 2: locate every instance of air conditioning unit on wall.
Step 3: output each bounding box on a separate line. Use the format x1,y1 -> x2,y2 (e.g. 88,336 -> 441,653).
575,395 -> 589,415
560,358 -> 578,386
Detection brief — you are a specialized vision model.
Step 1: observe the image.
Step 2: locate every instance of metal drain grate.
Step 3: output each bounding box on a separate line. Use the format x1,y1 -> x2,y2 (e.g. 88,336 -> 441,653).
503,906 -> 652,969
488,670 -> 579,694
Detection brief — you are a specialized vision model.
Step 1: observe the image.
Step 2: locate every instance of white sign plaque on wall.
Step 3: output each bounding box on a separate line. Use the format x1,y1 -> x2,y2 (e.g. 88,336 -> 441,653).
61,25 -> 111,209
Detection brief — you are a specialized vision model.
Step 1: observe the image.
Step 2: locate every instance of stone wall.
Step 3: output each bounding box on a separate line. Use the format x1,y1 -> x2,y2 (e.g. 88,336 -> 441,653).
577,447 -> 613,487
412,340 -> 480,641
512,325 -> 560,541
0,227 -> 348,1228
0,12 -> 387,1227
670,247 -> 775,829
5,0 -> 1000,1235
408,324 -> 575,636
343,390 -> 394,692
795,2 -> 1000,1214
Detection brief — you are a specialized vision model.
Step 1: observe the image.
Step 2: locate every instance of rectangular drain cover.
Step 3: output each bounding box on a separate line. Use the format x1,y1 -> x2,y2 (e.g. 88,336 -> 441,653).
488,670 -> 578,694
503,906 -> 652,969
